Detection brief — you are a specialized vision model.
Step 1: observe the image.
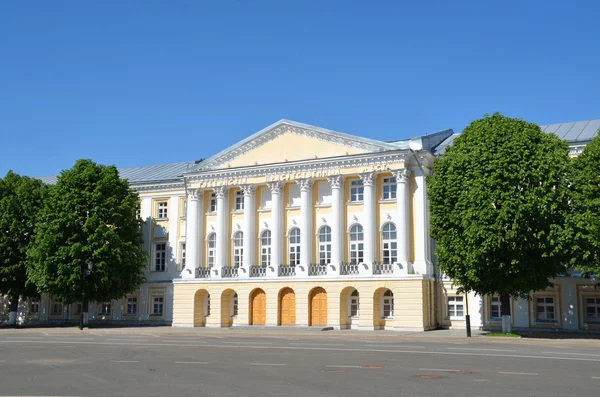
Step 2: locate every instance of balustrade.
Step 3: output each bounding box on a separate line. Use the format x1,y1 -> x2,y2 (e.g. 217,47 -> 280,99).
195,267 -> 211,278
278,264 -> 296,277
221,266 -> 239,278
372,262 -> 393,275
340,262 -> 359,275
250,265 -> 267,278
308,263 -> 327,276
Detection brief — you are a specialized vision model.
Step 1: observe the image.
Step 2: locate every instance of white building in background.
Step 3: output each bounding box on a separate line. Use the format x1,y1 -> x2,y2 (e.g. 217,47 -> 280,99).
1,119 -> 599,332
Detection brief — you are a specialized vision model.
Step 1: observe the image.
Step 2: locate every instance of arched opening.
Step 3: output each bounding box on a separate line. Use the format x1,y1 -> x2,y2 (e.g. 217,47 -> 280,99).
193,289 -> 210,327
278,288 -> 296,326
220,289 -> 237,328
309,287 -> 328,327
373,288 -> 394,330
340,287 -> 359,329
249,288 -> 266,326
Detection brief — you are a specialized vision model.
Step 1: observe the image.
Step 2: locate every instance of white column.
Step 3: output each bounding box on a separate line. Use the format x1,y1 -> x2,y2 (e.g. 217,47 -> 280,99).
394,169 -> 412,274
214,186 -> 229,275
413,168 -> 431,274
241,184 -> 256,276
327,175 -> 344,270
297,178 -> 313,275
183,188 -> 202,279
361,172 -> 376,266
267,182 -> 283,277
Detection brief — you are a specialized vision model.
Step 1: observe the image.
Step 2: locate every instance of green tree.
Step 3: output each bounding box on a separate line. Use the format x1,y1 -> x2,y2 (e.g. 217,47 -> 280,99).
28,160 -> 146,324
428,113 -> 572,331
0,172 -> 48,325
568,130 -> 600,277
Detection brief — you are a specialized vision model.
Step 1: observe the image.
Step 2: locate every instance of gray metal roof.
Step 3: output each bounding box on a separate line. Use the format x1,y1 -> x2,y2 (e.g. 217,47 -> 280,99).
540,119 -> 600,144
431,134 -> 460,155
36,161 -> 197,186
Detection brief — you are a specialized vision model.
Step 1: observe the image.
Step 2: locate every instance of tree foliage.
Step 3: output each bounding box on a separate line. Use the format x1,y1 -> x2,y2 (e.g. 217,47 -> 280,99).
568,130 -> 600,276
0,172 -> 48,304
28,160 -> 146,305
428,113 -> 572,299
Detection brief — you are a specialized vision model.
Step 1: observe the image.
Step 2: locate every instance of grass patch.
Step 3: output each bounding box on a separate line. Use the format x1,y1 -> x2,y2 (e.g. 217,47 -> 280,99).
485,332 -> 521,338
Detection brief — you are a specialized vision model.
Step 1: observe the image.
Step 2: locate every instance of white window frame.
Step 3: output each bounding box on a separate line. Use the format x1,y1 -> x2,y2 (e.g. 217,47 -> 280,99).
349,224 -> 364,265
349,180 -> 364,202
29,298 -> 40,316
490,296 -> 501,320
232,232 -> 243,268
381,177 -> 397,200
318,226 -> 332,265
381,223 -> 397,265
157,201 -> 168,219
349,289 -> 359,318
585,297 -> 600,324
261,230 -> 271,267
126,297 -> 138,316
207,233 -> 216,268
288,228 -> 301,266
180,242 -> 186,270
234,190 -> 244,211
136,202 -> 141,219
99,302 -> 112,315
209,192 -> 217,213
151,296 -> 164,316
535,296 -> 556,323
382,290 -> 394,319
447,296 -> 464,319
154,243 -> 167,272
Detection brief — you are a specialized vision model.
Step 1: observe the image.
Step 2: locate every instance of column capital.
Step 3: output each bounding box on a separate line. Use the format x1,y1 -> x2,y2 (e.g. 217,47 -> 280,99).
296,178 -> 314,192
393,169 -> 412,183
360,172 -> 375,187
327,175 -> 345,189
186,188 -> 202,200
240,184 -> 256,196
214,186 -> 228,199
267,181 -> 283,194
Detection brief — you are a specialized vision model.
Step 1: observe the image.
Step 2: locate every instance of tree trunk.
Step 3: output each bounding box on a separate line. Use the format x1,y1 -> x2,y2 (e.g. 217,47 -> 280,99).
8,295 -> 19,326
500,294 -> 511,333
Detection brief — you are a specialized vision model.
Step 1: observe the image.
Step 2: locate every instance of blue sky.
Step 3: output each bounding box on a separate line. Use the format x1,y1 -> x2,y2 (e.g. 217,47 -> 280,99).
1,1 -> 599,177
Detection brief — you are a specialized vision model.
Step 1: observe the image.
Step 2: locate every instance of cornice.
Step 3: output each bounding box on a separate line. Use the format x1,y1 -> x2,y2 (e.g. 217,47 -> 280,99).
132,181 -> 185,192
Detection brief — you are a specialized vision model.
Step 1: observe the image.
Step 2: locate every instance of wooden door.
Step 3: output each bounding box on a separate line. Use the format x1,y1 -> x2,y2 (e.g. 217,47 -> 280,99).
310,288 -> 328,326
280,289 -> 296,326
251,290 -> 266,325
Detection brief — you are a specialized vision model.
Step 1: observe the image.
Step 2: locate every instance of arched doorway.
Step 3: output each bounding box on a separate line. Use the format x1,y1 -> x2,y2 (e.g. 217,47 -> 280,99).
279,288 -> 296,326
193,289 -> 209,327
221,289 -> 237,328
309,287 -> 328,326
249,288 -> 266,326
340,287 -> 359,329
373,288 -> 394,330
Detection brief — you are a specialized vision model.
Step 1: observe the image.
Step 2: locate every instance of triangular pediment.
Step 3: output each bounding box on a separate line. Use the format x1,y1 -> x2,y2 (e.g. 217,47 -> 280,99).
196,120 -> 397,170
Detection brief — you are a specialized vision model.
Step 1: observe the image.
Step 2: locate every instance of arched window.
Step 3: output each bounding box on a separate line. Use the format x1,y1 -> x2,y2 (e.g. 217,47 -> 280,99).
318,226 -> 332,265
381,223 -> 397,264
382,290 -> 394,318
232,232 -> 243,268
349,289 -> 359,318
206,233 -> 216,268
261,230 -> 271,267
231,292 -> 238,317
349,225 -> 364,265
289,227 -> 301,266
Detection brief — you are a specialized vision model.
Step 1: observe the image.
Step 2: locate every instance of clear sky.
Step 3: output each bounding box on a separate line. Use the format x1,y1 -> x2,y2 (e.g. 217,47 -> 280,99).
1,1 -> 599,177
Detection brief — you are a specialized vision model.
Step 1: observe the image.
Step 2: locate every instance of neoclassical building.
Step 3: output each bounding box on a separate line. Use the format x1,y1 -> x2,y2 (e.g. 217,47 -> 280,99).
2,118 -> 599,332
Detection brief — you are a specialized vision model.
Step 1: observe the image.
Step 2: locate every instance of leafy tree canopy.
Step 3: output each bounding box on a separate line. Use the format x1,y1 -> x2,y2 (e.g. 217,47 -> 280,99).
0,171 -> 48,301
568,130 -> 600,276
28,159 -> 146,305
428,113 -> 572,299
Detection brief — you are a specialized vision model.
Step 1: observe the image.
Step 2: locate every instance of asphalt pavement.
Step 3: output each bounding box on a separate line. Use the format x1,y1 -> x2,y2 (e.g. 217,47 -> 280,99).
0,327 -> 599,396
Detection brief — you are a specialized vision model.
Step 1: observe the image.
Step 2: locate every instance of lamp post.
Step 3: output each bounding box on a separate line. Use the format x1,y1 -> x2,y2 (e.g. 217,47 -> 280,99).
79,261 -> 93,330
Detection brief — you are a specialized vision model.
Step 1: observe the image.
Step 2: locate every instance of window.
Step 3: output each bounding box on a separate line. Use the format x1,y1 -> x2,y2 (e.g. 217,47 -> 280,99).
231,293 -> 238,317
209,192 -> 217,213
232,232 -> 243,268
182,199 -> 187,218
99,302 -> 112,315
29,298 -> 40,316
318,226 -> 331,265
73,303 -> 82,316
157,201 -> 168,219
152,296 -> 164,316
154,243 -> 166,272
206,294 -> 211,317
136,202 -> 141,219
349,290 -> 359,318
235,190 -> 244,211
382,290 -> 394,318
288,227 -> 301,266
447,296 -> 464,319
586,297 -> 600,323
535,297 -> 556,322
261,230 -> 271,267
207,233 -> 216,268
490,296 -> 501,319
350,180 -> 364,202
126,297 -> 137,316
349,224 -> 364,265
51,300 -> 63,315
381,223 -> 397,265
382,177 -> 397,200
180,243 -> 186,269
